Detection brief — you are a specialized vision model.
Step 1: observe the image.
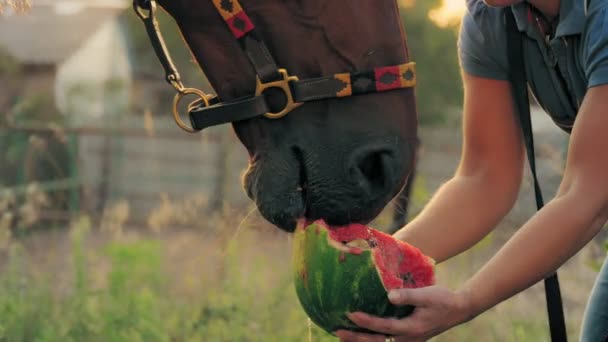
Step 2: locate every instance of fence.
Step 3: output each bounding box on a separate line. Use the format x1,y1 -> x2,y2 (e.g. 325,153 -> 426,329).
0,116 -> 251,227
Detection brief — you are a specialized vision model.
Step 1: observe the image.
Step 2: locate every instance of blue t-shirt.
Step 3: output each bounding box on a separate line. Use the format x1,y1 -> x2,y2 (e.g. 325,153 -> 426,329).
458,0 -> 608,130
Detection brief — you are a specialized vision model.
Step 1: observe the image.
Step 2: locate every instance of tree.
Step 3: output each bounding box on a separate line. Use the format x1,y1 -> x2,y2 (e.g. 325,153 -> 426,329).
401,0 -> 463,125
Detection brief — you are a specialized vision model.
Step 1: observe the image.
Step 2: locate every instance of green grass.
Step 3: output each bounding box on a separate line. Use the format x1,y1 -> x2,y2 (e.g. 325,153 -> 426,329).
0,216 -> 335,342
0,208 -> 603,341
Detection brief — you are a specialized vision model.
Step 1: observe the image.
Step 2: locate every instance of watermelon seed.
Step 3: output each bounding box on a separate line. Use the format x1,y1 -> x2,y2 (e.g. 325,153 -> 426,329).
401,272 -> 416,285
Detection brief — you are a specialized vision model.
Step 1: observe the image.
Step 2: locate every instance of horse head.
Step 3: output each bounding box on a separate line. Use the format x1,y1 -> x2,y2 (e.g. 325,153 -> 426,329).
138,0 -> 418,231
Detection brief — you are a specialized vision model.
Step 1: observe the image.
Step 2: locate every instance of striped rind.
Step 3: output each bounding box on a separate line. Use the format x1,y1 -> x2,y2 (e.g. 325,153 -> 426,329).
292,223 -> 414,334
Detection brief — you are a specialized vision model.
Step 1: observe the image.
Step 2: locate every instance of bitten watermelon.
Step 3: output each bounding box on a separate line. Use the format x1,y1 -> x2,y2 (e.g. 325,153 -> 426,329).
292,220 -> 435,334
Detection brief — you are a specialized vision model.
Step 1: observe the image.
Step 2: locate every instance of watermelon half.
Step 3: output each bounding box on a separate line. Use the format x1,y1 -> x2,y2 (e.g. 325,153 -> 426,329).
292,220 -> 435,334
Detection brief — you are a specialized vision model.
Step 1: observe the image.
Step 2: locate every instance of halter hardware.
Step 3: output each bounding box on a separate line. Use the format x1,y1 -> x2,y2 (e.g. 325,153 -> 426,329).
134,0 -> 417,133
134,0 -> 212,133
255,69 -> 302,119
172,89 -> 210,133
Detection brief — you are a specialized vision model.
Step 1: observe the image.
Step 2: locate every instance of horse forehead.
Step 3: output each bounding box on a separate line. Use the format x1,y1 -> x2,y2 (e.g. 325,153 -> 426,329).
254,1 -> 408,66
168,0 -> 408,68
159,0 -> 413,112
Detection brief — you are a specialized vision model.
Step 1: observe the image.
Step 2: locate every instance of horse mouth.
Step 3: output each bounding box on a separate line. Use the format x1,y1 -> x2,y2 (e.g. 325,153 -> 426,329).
292,146 -> 311,220
244,139 -> 412,232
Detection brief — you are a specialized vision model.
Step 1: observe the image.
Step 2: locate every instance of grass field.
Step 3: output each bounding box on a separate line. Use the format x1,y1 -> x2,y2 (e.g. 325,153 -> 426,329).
0,193 -> 604,341
0,124 -> 605,341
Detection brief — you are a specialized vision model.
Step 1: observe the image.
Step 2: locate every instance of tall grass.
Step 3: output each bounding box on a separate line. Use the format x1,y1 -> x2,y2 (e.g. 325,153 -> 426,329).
0,188 -> 603,341
0,213 -> 336,342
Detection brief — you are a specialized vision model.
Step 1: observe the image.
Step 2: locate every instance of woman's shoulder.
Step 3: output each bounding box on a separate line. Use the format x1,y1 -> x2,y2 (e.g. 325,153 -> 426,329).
459,0 -> 510,80
463,0 -> 507,35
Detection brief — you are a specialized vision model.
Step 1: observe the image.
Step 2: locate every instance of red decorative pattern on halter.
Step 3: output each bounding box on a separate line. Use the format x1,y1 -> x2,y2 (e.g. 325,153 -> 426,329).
374,66 -> 402,92
212,0 -> 255,38
226,10 -> 254,38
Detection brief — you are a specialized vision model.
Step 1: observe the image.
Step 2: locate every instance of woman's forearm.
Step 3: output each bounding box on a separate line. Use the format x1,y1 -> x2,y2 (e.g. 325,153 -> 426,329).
461,189 -> 608,319
394,172 -> 520,263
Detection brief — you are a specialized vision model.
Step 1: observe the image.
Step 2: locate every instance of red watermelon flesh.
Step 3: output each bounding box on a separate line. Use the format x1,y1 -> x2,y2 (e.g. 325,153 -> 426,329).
292,220 -> 435,334
327,223 -> 435,290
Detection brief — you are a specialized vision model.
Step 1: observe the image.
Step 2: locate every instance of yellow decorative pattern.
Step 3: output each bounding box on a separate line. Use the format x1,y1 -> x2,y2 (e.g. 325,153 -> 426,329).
212,0 -> 244,20
334,73 -> 352,97
399,62 -> 416,88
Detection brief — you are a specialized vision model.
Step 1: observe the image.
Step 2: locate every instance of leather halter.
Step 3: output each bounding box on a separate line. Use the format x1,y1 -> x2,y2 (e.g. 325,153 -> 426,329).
134,0 -> 417,133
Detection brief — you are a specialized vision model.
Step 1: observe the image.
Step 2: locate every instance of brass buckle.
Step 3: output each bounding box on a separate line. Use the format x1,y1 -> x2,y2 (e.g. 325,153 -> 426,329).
255,69 -> 302,119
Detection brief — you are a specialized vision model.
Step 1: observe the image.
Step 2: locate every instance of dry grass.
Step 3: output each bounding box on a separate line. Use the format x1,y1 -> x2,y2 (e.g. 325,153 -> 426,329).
0,0 -> 31,15
0,123 -> 604,341
0,194 -> 602,341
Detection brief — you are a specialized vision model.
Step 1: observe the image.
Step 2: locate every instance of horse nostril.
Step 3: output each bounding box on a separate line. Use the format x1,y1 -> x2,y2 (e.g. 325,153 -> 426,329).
349,147 -> 395,193
358,152 -> 385,186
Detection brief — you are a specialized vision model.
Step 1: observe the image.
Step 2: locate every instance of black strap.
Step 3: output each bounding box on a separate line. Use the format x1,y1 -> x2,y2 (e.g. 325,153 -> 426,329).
505,10 -> 567,342
189,95 -> 269,130
188,62 -> 417,130
182,1 -> 420,131
211,0 -> 281,82
293,63 -> 416,102
239,33 -> 282,82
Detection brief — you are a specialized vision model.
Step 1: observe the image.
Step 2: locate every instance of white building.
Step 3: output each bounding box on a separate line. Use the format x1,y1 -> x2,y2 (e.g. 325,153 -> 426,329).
0,0 -> 132,121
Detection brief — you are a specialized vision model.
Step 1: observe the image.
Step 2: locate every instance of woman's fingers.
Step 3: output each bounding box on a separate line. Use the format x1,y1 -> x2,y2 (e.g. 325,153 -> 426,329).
346,312 -> 411,336
387,286 -> 441,306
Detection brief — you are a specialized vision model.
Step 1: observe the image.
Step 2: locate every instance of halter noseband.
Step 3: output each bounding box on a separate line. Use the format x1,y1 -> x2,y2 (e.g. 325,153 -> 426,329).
134,0 -> 417,133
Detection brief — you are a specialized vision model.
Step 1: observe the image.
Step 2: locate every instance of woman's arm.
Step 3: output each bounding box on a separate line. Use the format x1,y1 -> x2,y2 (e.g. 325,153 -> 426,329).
462,83 -> 608,318
394,72 -> 524,262
337,83 -> 608,342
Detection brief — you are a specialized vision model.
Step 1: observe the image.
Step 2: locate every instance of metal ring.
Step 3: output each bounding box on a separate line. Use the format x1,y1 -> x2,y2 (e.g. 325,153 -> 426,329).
172,88 -> 208,133
134,0 -> 155,20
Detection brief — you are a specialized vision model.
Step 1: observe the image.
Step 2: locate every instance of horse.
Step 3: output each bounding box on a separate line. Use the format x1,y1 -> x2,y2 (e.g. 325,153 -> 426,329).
134,0 -> 418,232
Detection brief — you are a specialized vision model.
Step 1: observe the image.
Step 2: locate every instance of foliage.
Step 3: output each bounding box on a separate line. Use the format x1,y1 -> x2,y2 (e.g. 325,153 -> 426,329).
0,216 -> 335,341
0,46 -> 20,76
1,93 -> 70,180
586,229 -> 608,272
0,194 -> 592,342
0,96 -> 74,226
117,8 -> 208,117
400,1 -> 463,125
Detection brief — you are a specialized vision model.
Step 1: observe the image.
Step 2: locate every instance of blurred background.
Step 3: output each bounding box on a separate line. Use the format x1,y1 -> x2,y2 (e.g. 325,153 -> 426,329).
0,0 -> 605,340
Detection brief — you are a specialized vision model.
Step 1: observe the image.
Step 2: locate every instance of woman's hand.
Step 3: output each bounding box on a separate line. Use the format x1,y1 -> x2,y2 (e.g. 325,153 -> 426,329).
334,286 -> 473,341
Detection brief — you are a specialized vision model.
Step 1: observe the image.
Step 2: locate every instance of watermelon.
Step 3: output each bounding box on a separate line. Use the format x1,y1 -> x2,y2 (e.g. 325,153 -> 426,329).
292,220 -> 435,334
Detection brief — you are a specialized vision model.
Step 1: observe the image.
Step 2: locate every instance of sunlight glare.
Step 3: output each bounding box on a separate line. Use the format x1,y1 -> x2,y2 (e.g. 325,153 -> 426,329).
429,0 -> 466,27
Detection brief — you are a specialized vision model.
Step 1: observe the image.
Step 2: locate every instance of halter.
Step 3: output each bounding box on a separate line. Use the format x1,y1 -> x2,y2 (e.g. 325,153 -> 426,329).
134,0 -> 417,133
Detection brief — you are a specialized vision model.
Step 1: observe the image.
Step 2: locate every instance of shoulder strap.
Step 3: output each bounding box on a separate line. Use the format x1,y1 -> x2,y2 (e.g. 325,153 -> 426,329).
504,9 -> 568,342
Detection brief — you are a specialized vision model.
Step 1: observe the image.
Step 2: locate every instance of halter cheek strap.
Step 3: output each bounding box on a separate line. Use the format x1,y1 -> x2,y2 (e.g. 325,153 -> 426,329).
189,63 -> 417,129
134,0 -> 417,133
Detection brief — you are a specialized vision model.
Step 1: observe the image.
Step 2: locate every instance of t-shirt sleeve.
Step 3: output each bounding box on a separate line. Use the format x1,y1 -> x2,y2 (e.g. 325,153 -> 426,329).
458,1 -> 510,81
583,4 -> 608,88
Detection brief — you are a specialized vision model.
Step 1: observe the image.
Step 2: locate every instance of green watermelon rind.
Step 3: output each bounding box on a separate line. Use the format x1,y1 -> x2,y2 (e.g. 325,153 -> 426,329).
292,223 -> 414,334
